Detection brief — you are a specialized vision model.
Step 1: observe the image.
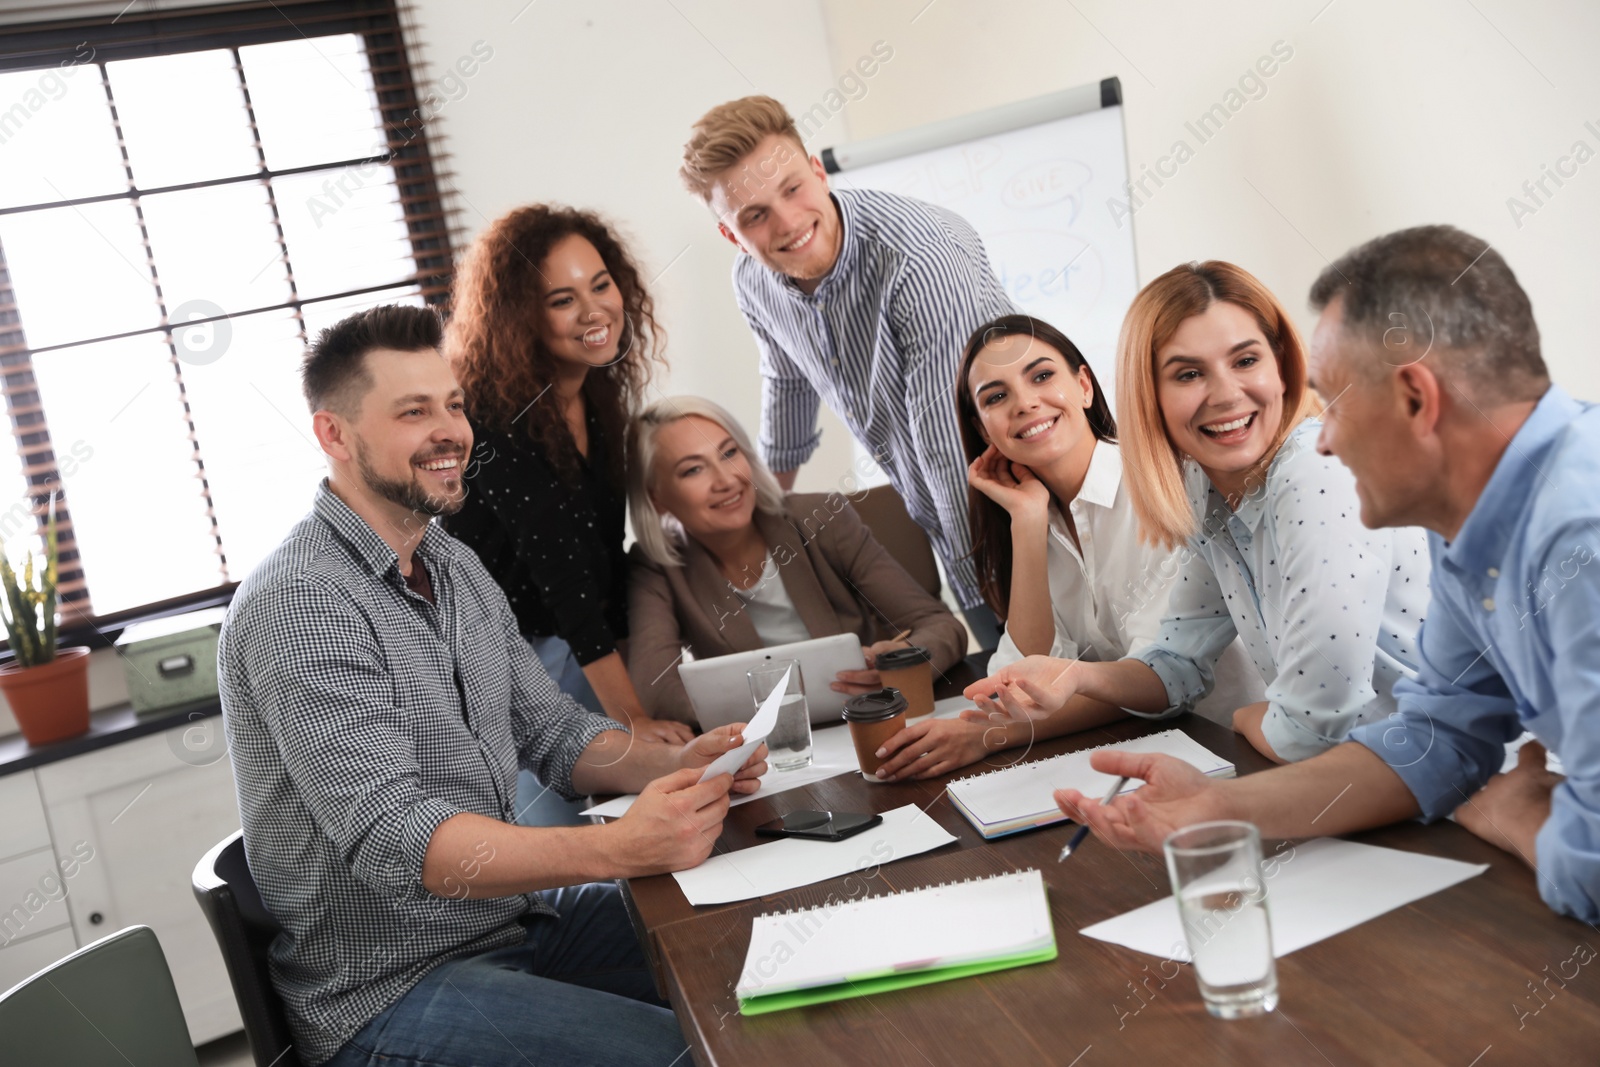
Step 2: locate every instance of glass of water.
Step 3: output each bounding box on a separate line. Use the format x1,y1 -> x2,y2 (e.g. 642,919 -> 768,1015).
747,660 -> 812,771
1163,820 -> 1278,1019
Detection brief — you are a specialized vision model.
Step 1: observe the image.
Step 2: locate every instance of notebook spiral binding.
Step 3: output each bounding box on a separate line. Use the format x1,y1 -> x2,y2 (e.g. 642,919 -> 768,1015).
948,727 -> 1183,785
754,868 -> 1041,921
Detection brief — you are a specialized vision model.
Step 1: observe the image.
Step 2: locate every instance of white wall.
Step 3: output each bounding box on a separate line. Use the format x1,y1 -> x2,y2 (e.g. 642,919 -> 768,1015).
817,0 -> 1600,402
403,0 -> 861,493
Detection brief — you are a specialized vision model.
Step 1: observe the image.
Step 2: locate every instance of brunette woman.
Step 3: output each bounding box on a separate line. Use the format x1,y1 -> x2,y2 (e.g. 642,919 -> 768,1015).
446,205 -> 693,783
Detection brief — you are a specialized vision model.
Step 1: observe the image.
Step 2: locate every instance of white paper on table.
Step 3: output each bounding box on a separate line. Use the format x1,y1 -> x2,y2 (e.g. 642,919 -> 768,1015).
1079,837 -> 1488,962
672,803 -> 957,906
581,722 -> 863,819
920,695 -> 974,721
581,696 -> 977,819
696,664 -> 790,784
719,721 -> 860,804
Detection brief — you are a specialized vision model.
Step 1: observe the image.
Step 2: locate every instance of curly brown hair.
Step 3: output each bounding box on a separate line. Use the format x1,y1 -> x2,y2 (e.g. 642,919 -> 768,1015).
445,204 -> 666,487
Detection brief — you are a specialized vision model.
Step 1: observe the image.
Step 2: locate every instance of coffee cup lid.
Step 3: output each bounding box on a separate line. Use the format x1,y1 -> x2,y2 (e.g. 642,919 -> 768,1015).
842,687 -> 908,723
874,645 -> 931,671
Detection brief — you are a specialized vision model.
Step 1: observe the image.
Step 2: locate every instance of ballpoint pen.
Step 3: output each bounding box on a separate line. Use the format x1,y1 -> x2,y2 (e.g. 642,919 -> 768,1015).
1059,775 -> 1129,861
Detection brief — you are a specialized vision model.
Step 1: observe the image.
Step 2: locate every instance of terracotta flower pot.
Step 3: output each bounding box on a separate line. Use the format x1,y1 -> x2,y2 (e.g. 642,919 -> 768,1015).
0,646 -> 91,746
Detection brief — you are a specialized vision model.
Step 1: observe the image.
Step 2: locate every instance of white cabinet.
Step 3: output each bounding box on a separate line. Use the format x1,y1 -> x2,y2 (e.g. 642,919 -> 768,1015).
34,720 -> 243,1044
0,771 -> 75,993
0,847 -> 73,945
0,770 -> 51,857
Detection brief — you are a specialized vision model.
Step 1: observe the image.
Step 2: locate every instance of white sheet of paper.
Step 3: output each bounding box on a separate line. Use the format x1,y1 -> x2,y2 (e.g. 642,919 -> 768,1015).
696,664 -> 790,784
1079,837 -> 1488,962
672,803 -> 958,906
580,794 -> 637,818
582,722 -> 862,819
919,695 -> 973,721
580,696 -> 975,819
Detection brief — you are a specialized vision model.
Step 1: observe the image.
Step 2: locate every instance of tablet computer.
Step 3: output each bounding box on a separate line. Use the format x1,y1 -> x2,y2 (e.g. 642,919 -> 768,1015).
677,633 -> 865,733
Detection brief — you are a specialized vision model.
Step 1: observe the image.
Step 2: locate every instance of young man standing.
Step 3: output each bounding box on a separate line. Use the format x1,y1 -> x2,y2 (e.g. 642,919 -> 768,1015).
980,226 -> 1599,924
219,305 -> 765,1066
681,95 -> 1019,646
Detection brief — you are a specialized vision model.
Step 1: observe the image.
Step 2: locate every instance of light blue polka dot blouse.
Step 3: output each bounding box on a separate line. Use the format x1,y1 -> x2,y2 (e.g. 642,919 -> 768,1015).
1129,420 -> 1432,761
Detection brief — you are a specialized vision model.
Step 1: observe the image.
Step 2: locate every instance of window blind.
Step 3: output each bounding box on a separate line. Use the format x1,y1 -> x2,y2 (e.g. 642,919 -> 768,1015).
0,0 -> 458,636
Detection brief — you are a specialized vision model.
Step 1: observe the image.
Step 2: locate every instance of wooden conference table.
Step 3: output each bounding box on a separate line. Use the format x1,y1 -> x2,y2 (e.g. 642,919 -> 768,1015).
603,657 -> 1599,1065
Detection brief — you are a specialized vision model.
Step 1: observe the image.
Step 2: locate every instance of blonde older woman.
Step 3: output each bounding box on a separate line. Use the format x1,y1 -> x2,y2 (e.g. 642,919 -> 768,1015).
626,396 -> 967,727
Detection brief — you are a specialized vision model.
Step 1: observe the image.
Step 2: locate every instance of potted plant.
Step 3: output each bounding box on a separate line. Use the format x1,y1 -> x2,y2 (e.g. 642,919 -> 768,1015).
0,496 -> 90,746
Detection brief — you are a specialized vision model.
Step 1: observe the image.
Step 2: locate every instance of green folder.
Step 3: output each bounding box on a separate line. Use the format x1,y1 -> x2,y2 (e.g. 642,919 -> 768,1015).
738,941 -> 1058,1015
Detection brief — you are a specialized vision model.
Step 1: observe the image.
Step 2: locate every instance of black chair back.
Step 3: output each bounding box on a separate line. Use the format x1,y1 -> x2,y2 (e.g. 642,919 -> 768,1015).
192,830 -> 303,1067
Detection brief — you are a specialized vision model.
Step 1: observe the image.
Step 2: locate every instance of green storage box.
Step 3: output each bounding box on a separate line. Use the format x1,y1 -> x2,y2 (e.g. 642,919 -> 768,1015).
114,607 -> 228,714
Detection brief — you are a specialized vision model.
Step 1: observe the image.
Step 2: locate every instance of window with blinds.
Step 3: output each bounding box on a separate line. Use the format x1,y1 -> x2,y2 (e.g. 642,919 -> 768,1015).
0,0 -> 455,632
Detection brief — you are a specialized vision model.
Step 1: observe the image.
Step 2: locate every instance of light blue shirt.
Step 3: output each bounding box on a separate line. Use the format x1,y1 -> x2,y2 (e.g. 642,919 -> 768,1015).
1131,421 -> 1432,761
1347,385 -> 1600,922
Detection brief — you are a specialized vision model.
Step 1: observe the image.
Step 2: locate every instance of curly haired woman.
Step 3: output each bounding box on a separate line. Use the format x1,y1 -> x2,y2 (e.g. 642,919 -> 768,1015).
445,205 -> 693,805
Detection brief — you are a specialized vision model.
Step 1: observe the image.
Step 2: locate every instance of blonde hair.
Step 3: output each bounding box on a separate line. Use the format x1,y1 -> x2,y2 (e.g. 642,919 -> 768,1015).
627,395 -> 786,567
1116,261 -> 1323,550
679,95 -> 805,203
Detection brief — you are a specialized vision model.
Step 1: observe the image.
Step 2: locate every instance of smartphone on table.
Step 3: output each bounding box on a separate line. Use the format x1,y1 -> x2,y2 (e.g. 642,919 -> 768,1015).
754,809 -> 882,842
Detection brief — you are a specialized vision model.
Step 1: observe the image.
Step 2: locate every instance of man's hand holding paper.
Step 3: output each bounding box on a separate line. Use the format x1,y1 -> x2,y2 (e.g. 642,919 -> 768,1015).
680,722 -> 770,794
610,724 -> 770,875
693,663 -> 789,784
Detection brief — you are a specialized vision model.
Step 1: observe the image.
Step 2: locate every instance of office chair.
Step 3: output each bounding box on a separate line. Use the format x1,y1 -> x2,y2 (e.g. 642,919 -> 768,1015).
849,483 -> 943,598
193,830 -> 304,1067
0,924 -> 199,1066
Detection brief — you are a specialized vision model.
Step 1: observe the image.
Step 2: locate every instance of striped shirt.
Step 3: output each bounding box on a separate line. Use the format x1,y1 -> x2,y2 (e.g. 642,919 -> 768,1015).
219,482 -> 623,1065
733,188 -> 1019,609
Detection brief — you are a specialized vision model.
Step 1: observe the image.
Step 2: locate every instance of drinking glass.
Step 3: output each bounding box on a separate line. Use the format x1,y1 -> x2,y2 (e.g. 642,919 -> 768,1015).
1163,820 -> 1278,1018
747,660 -> 812,771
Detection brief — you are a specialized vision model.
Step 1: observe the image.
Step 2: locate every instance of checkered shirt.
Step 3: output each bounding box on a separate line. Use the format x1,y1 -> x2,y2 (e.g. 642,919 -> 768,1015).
218,482 -> 624,1065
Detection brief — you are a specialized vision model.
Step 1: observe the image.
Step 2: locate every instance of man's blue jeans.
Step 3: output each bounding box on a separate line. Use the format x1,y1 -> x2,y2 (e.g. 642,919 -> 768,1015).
324,883 -> 687,1066
517,634 -> 606,828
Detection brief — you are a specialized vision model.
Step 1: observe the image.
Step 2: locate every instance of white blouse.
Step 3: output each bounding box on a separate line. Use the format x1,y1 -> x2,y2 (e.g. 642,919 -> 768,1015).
730,553 -> 813,648
988,441 -> 1263,724
1133,421 -> 1432,761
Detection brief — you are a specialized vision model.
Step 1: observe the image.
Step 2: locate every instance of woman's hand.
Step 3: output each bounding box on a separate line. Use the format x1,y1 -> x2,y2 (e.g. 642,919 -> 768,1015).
628,716 -> 697,744
831,638 -> 909,695
967,445 -> 1050,522
873,717 -> 1011,780
963,655 -> 1082,721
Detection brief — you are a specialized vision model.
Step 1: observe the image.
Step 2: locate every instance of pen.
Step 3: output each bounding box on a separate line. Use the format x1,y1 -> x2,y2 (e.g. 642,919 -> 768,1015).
1058,775 -> 1129,861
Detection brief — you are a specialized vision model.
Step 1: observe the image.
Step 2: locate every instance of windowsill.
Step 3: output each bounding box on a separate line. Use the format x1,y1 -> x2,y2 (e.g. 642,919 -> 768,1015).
0,586 -> 237,734
0,688 -> 221,778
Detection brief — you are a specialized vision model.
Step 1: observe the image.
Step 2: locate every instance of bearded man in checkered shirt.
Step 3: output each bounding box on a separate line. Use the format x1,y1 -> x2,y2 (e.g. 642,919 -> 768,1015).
219,305 -> 766,1067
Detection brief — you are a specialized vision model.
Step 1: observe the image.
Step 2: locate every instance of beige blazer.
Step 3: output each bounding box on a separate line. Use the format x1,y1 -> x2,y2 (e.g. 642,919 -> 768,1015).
627,493 -> 968,723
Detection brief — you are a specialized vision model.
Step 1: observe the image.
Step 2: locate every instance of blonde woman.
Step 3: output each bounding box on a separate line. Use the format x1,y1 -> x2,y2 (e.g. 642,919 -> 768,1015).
969,262 -> 1430,763
625,396 -> 967,726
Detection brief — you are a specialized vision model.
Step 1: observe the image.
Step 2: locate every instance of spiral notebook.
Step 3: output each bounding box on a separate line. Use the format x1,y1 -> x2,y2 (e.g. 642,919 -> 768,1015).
948,729 -> 1235,839
735,868 -> 1056,1014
